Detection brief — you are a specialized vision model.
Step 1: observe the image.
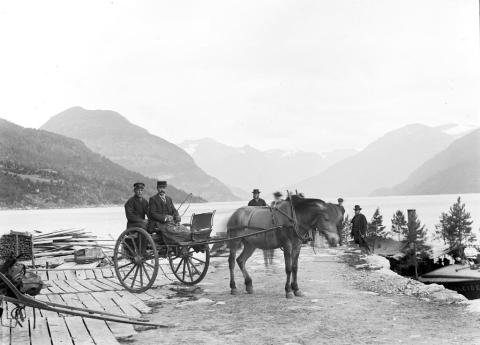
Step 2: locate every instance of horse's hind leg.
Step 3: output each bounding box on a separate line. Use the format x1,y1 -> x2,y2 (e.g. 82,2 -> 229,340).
229,240 -> 239,295
236,241 -> 256,294
283,242 -> 294,299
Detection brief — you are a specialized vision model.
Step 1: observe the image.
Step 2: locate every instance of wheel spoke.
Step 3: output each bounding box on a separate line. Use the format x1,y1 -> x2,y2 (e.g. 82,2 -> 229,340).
185,258 -> 194,282
144,261 -> 156,270
122,264 -> 137,282
188,257 -> 201,276
117,262 -> 134,270
190,256 -> 206,264
121,239 -> 135,255
182,259 -> 186,281
139,263 -> 143,286
141,263 -> 151,282
131,236 -> 140,255
131,265 -> 140,288
174,258 -> 184,275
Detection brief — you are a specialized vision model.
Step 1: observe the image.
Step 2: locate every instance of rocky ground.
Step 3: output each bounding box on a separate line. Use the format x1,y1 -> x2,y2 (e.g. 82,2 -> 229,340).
128,246 -> 480,345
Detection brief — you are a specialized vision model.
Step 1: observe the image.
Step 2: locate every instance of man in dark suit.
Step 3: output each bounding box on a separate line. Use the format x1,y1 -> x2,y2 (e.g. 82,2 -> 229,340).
148,181 -> 180,232
248,189 -> 267,206
336,198 -> 345,245
124,182 -> 149,229
351,205 -> 368,245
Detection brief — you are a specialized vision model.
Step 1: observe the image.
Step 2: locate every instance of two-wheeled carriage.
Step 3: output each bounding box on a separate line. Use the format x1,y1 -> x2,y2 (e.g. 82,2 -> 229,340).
113,211 -> 216,293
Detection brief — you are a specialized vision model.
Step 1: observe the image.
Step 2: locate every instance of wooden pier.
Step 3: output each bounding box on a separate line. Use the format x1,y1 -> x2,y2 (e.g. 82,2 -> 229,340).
1,264 -> 172,345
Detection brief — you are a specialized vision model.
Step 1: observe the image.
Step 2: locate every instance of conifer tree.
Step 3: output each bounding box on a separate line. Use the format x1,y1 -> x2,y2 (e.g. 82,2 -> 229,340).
367,207 -> 388,238
391,210 -> 408,241
435,196 -> 475,248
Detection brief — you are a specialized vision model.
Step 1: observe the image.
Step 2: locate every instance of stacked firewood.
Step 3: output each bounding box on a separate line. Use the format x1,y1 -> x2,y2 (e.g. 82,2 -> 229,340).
0,231 -> 34,260
32,228 -> 114,258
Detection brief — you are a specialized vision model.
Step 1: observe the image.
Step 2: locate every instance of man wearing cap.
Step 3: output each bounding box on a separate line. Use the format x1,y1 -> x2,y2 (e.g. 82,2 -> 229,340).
270,191 -> 284,208
248,189 -> 267,207
351,205 -> 368,245
148,181 -> 181,232
124,182 -> 149,229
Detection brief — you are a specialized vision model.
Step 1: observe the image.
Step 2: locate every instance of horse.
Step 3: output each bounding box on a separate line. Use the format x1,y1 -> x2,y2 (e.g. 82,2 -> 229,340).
227,195 -> 342,298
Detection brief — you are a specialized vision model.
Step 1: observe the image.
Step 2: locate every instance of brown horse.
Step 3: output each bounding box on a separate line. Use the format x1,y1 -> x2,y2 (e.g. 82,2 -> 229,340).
227,195 -> 341,298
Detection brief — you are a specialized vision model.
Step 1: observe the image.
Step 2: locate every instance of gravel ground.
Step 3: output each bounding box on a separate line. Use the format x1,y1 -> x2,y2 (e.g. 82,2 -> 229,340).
128,246 -> 480,345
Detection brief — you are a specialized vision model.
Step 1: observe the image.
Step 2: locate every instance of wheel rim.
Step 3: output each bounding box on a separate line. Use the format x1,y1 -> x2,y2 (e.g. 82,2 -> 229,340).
168,245 -> 210,285
113,228 -> 159,293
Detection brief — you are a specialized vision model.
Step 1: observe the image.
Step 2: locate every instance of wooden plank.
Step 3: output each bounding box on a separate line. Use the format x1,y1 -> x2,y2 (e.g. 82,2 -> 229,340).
82,319 -> 120,345
90,292 -> 135,339
54,280 -> 77,294
10,319 -> 31,345
98,278 -> 122,290
75,279 -> 102,292
36,295 -> 59,317
93,269 -> 104,279
0,320 -> 11,345
44,281 -> 65,294
115,290 -> 152,314
104,291 -> 141,318
29,317 -> 53,345
46,294 -> 68,317
64,317 -> 95,345
38,270 -> 49,281
47,317 -> 74,345
63,279 -> 90,293
64,270 -> 77,280
86,279 -> 113,291
75,270 -> 87,280
101,268 -> 114,278
84,270 -> 96,279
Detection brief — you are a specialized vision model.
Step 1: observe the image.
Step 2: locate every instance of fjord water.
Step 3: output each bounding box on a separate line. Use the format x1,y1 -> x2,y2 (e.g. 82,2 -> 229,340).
1,194 -> 479,240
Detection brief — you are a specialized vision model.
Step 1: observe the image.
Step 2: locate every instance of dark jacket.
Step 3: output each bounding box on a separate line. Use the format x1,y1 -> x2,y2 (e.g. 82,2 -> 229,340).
149,194 -> 180,223
351,213 -> 368,243
248,198 -> 267,206
124,196 -> 149,229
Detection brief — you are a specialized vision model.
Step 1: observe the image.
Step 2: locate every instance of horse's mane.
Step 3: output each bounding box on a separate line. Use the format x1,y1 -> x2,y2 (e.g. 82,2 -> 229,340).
286,195 -> 326,212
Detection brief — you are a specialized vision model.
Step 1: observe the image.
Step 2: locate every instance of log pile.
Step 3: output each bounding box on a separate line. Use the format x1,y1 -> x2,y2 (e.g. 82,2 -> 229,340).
0,231 -> 34,260
32,228 -> 114,258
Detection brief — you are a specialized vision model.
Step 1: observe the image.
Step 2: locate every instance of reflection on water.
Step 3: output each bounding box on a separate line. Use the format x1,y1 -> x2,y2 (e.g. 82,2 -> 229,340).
1,194 -> 479,240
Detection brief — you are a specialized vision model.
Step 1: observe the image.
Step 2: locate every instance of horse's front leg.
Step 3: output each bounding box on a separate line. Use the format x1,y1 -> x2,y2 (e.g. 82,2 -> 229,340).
291,244 -> 304,297
283,242 -> 294,299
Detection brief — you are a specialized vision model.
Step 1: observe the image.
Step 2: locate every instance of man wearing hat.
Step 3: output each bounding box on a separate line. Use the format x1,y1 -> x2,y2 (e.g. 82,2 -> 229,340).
351,205 -> 368,245
148,181 -> 181,232
124,182 -> 149,229
270,191 -> 284,208
336,198 -> 345,245
248,189 -> 267,207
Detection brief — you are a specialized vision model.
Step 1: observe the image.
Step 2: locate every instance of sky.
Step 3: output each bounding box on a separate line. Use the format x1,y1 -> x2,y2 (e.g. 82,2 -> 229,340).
0,0 -> 479,153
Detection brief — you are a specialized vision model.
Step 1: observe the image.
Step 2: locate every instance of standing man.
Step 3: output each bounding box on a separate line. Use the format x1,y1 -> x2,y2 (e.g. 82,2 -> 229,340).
148,181 -> 181,232
270,191 -> 284,207
124,182 -> 149,229
336,198 -> 345,245
248,189 -> 267,206
351,205 -> 368,249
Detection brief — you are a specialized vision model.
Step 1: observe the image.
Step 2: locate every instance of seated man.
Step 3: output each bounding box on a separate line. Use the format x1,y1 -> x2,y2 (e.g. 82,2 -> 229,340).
124,182 -> 149,229
148,180 -> 181,233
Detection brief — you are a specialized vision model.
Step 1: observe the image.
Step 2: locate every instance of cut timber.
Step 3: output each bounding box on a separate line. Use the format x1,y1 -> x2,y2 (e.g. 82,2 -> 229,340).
29,317 -> 52,345
64,317 -> 96,345
83,319 -> 121,345
47,316 -> 75,345
10,319 -> 31,345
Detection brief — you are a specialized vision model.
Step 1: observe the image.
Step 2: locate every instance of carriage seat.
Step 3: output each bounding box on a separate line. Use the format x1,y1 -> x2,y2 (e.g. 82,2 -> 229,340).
182,211 -> 216,242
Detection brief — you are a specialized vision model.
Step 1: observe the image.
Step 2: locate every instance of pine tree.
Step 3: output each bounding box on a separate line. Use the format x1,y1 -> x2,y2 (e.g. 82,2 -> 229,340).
340,215 -> 352,245
435,196 -> 475,248
367,207 -> 388,238
391,210 -> 408,241
406,210 -> 427,247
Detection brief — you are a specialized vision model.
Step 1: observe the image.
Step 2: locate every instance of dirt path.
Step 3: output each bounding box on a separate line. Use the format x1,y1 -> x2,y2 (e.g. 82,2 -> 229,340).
130,248 -> 480,345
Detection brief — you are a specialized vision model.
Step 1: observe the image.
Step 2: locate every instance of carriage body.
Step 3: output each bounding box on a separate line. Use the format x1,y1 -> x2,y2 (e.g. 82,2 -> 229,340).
113,211 -> 215,293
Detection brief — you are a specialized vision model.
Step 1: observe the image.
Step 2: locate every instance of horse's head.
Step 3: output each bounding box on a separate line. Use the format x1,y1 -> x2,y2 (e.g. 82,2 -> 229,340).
291,196 -> 340,247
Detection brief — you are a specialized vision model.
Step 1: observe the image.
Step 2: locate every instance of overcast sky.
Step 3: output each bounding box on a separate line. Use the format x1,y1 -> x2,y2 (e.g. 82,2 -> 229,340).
0,0 -> 478,152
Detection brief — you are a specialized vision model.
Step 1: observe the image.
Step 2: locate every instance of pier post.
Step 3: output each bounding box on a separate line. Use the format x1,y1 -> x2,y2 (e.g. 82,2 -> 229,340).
407,209 -> 418,279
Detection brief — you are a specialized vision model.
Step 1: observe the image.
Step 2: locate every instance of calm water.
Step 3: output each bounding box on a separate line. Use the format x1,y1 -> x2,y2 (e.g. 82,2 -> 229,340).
1,194 -> 479,240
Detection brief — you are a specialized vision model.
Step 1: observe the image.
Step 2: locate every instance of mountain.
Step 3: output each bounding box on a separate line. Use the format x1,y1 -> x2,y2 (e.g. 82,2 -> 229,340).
0,118 -> 204,209
374,129 -> 480,195
291,124 -> 456,198
179,138 -> 357,197
41,107 -> 238,202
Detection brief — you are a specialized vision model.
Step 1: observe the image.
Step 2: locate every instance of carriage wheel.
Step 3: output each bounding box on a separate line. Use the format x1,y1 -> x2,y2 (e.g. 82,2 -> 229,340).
168,245 -> 210,285
113,227 -> 159,293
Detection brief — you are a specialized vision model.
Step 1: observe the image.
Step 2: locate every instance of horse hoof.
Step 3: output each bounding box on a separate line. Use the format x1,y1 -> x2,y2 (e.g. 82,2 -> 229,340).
231,289 -> 238,295
246,287 -> 254,294
286,292 -> 294,299
294,290 -> 304,297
